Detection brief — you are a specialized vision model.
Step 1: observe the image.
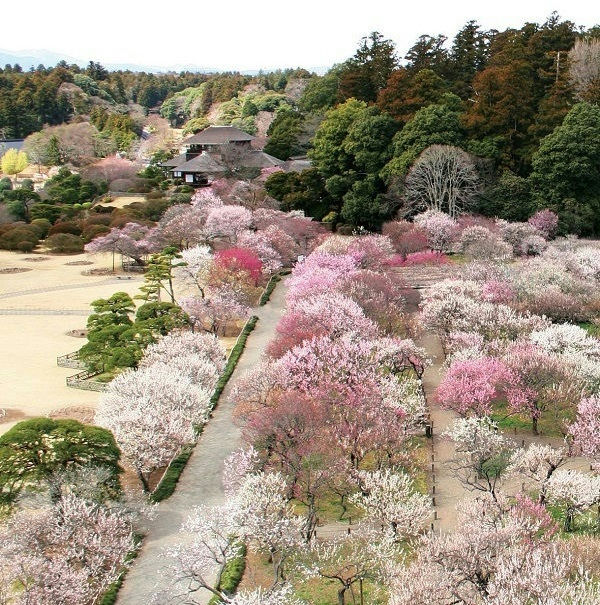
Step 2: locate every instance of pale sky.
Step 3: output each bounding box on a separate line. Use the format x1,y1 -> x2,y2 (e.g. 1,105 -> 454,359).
3,0 -> 599,71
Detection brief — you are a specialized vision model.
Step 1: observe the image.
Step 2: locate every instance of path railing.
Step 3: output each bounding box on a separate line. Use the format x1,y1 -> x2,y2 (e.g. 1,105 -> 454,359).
57,350 -> 86,370
58,351 -> 106,391
66,369 -> 107,392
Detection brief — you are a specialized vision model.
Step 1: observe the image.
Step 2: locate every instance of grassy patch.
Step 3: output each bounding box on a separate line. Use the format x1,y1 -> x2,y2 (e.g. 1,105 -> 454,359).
207,544 -> 247,604
491,402 -> 565,437
578,322 -> 600,338
94,369 -> 122,383
294,576 -> 387,605
547,504 -> 600,536
98,533 -> 143,605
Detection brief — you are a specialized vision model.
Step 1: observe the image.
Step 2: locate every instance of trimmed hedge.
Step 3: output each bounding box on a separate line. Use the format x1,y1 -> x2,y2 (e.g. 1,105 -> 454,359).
207,543 -> 247,605
208,316 -> 259,411
259,269 -> 291,306
150,445 -> 194,503
98,534 -> 143,605
259,274 -> 281,306
150,316 -> 259,503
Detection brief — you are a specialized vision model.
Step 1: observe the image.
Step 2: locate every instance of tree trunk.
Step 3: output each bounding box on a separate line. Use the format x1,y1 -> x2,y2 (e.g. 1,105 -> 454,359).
532,416 -> 539,435
338,586 -> 347,605
137,469 -> 150,493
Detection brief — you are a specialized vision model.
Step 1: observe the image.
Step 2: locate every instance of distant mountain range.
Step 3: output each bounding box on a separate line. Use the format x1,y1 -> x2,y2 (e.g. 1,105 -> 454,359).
0,49 -> 328,75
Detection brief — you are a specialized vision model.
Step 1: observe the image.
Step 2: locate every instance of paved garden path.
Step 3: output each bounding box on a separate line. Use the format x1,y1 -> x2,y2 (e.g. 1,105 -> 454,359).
117,280 -> 288,605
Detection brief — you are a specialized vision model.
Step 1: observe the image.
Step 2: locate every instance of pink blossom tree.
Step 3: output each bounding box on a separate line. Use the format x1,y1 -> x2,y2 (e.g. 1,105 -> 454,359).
237,230 -> 283,274
504,342 -> 581,434
339,270 -> 408,334
204,205 -> 252,243
347,235 -> 395,269
413,210 -> 457,251
267,293 -> 378,358
570,395 -> 600,469
157,204 -> 207,249
85,222 -> 159,267
528,209 -> 559,239
180,291 -> 250,335
435,357 -> 518,416
214,247 -> 263,284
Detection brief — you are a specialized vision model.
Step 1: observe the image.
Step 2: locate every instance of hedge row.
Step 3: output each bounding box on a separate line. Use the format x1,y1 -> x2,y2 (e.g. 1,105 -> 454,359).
150,445 -> 194,503
98,534 -> 143,605
150,315 -> 259,503
208,315 -> 259,411
259,269 -> 291,306
207,543 -> 247,605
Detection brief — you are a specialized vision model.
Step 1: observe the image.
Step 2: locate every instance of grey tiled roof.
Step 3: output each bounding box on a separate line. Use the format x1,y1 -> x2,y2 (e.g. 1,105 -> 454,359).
182,126 -> 254,146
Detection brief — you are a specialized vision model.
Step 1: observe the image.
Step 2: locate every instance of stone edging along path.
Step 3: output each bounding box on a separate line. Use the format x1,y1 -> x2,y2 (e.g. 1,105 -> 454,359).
116,279 -> 289,605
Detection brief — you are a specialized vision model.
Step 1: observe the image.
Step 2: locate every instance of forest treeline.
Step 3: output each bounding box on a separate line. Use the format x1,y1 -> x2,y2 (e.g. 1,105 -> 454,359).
265,14 -> 600,234
2,13 -> 600,233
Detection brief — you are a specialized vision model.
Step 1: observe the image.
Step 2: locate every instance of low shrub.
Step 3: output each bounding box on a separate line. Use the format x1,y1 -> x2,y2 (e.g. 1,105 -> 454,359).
83,224 -> 111,242
259,273 -> 282,305
336,224 -> 354,235
30,218 -> 52,239
48,221 -> 83,236
209,316 -> 259,411
0,225 -> 39,251
45,233 -> 84,253
98,534 -> 143,605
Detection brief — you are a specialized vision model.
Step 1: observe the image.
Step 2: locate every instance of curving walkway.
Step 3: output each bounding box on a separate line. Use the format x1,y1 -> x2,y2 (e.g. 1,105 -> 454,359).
117,280 -> 288,605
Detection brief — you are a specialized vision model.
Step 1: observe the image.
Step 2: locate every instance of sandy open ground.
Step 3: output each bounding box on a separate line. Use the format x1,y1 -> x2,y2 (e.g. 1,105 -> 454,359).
0,250 -> 143,435
95,195 -> 147,210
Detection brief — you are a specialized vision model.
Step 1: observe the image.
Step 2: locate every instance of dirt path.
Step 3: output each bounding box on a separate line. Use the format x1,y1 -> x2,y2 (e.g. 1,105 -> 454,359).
417,320 -> 590,533
117,280 -> 288,605
418,331 -> 465,532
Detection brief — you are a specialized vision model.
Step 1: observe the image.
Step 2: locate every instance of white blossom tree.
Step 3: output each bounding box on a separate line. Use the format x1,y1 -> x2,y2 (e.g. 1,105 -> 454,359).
95,365 -> 212,491
0,493 -> 135,605
350,469 -> 432,540
506,443 -> 567,503
443,417 -> 515,499
545,469 -> 600,532
233,472 -> 303,585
